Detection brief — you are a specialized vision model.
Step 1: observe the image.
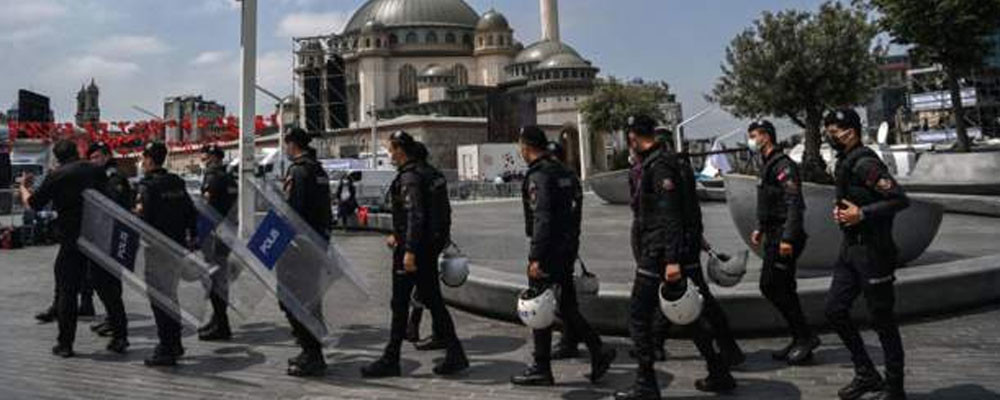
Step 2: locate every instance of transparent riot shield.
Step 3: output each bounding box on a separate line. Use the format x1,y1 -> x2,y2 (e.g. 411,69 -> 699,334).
192,197 -> 268,322
77,189 -> 212,328
208,178 -> 370,346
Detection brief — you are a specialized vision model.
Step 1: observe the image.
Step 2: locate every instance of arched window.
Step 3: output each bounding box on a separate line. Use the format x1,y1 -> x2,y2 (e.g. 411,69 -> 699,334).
405,32 -> 418,44
478,37 -> 484,47
445,32 -> 456,44
426,31 -> 438,44
399,64 -> 417,101
454,64 -> 469,86
389,34 -> 398,45
375,38 -> 382,48
365,38 -> 371,48
487,35 -> 494,46
463,34 -> 473,46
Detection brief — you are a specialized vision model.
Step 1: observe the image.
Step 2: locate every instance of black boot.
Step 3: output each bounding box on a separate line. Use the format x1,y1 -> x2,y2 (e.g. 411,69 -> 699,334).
433,344 -> 469,375
287,350 -> 326,377
35,305 -> 56,324
551,341 -> 581,360
587,347 -> 616,383
288,349 -> 308,366
771,339 -> 796,361
361,354 -> 401,378
613,366 -> 660,400
144,345 -> 179,367
106,337 -> 129,354
199,318 -> 232,341
838,366 -> 884,400
695,372 -> 737,393
510,364 -> 554,386
197,320 -> 216,336
786,335 -> 821,365
51,344 -> 74,358
405,308 -> 423,343
722,341 -> 746,367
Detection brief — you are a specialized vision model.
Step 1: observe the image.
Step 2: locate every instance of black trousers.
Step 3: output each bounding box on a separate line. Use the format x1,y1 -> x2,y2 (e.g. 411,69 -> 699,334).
760,233 -> 811,340
146,249 -> 181,350
386,247 -> 460,358
280,301 -> 322,353
825,243 -> 904,386
54,242 -> 86,347
529,269 -> 602,369
206,248 -> 230,327
87,260 -> 128,338
630,264 -> 728,377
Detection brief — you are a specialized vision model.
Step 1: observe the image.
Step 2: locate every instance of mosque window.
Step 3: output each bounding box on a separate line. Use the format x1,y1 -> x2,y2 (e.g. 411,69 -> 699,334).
375,38 -> 382,48
399,64 -> 417,100
365,38 -> 371,48
389,34 -> 398,45
406,32 -> 418,44
487,35 -> 494,46
426,32 -> 438,44
479,37 -> 484,47
445,32 -> 456,44
454,64 -> 469,86
463,34 -> 473,46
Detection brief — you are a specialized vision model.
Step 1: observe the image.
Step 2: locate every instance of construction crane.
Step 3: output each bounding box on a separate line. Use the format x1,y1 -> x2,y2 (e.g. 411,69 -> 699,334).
131,105 -> 163,121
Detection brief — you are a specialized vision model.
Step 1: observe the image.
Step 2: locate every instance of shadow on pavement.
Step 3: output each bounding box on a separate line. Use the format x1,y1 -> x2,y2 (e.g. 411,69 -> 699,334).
911,384 -> 1000,400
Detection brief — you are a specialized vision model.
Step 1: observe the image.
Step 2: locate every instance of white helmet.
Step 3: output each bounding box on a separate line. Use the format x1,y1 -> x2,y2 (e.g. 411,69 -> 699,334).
574,258 -> 600,296
706,249 -> 748,288
517,286 -> 558,329
439,243 -> 469,288
659,279 -> 704,325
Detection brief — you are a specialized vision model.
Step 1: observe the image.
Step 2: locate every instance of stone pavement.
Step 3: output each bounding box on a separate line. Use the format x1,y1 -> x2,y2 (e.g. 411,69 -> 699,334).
1,233 -> 999,399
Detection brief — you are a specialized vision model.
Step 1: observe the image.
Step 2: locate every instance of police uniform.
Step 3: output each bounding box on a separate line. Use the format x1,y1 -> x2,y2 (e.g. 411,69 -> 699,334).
198,160 -> 238,339
137,165 -> 198,364
826,144 -> 909,398
618,141 -> 733,399
28,159 -> 107,356
513,155 -> 614,385
756,149 -> 817,360
282,151 -> 332,366
85,155 -> 133,346
364,156 -> 468,377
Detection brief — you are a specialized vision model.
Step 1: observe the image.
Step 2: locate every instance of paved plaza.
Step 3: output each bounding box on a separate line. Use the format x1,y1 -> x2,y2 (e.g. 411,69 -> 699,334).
1,224 -> 999,399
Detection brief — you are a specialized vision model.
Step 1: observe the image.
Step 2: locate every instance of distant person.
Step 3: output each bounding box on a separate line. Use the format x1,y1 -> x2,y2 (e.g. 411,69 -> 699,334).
197,144 -> 238,342
336,174 -> 358,228
19,140 -> 108,358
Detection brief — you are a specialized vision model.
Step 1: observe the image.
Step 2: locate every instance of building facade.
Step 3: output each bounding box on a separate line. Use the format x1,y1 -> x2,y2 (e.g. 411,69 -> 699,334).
75,79 -> 100,129
163,95 -> 226,143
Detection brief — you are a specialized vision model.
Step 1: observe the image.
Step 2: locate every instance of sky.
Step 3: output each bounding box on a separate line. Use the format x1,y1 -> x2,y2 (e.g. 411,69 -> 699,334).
0,0 -> 840,139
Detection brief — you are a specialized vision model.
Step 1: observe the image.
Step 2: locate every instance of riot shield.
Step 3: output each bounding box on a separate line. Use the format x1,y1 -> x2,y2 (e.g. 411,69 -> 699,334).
192,197 -> 268,322
78,189 -> 212,328
208,178 -> 370,346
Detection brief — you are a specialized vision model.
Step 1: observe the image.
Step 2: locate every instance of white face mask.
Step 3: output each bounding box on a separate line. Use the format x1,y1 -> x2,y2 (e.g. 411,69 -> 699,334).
747,138 -> 760,153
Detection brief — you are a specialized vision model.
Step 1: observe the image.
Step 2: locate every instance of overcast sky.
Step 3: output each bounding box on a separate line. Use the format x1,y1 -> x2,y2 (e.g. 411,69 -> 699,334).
0,0 -> 841,139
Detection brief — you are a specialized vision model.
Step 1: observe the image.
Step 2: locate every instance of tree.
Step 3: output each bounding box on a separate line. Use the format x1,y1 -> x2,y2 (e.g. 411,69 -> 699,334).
580,78 -> 670,169
709,1 -> 882,182
864,0 -> 1000,152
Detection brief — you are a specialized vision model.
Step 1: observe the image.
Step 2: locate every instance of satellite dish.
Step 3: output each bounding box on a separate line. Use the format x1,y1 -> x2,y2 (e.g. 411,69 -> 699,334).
877,122 -> 890,145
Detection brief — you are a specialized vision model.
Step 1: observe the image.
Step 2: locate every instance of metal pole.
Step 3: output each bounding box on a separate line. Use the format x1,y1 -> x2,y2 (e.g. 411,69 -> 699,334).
238,0 -> 257,239
675,105 -> 715,152
369,104 -> 377,169
255,85 -> 287,176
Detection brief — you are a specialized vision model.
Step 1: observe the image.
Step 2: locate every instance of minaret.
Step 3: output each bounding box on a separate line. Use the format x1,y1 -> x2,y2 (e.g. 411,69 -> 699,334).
540,0 -> 559,42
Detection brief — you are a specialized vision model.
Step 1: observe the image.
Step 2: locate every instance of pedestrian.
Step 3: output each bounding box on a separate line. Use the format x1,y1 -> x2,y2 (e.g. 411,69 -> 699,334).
362,130 -> 469,378
747,120 -> 820,364
509,126 -> 615,387
197,144 -> 238,341
823,109 -> 910,400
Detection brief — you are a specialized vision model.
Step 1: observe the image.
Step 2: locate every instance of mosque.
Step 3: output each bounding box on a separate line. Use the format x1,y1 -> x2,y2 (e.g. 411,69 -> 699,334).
295,0 -> 606,173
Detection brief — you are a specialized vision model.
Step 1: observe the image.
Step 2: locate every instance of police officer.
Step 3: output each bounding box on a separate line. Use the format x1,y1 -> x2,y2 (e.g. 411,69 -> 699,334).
509,126 -> 616,386
198,144 -> 237,341
362,131 -> 469,378
747,120 -> 820,365
83,142 -> 131,352
823,109 -> 909,400
614,116 -> 735,400
281,128 -> 333,377
19,140 -> 108,358
136,142 -> 198,367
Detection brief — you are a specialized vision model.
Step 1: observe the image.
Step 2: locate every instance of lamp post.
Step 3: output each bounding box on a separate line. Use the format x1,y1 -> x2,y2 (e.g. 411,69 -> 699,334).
238,0 -> 257,239
255,84 -> 292,177
366,104 -> 377,169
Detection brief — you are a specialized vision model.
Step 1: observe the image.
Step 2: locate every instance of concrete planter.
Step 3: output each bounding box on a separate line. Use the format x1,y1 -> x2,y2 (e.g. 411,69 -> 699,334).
724,174 -> 944,270
900,151 -> 1000,195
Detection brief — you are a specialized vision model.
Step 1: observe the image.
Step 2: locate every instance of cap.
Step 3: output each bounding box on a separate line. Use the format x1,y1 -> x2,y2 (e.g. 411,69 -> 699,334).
518,125 -> 548,149
142,141 -> 168,164
823,108 -> 862,132
626,115 -> 657,137
389,130 -> 415,147
285,128 -> 313,148
748,119 -> 776,139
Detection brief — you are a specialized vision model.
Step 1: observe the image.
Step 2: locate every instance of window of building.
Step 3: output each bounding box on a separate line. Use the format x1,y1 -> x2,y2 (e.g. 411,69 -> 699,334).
389,34 -> 399,45
426,32 -> 438,44
487,35 -> 494,46
454,64 -> 468,86
399,64 -> 417,100
445,32 -> 456,44
405,32 -> 418,44
365,38 -> 371,48
463,34 -> 473,46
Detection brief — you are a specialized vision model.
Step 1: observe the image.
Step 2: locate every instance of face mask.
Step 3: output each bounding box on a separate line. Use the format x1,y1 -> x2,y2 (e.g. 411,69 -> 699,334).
747,138 -> 760,153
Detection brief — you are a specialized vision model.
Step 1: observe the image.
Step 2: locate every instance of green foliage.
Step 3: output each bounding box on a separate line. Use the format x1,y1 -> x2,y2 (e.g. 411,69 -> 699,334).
580,77 -> 669,135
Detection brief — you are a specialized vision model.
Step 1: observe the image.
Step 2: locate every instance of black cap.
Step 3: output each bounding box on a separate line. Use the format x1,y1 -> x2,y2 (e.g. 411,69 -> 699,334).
201,144 -> 224,159
519,125 -> 548,149
626,115 -> 657,137
823,108 -> 862,133
87,141 -> 111,157
285,128 -> 312,148
389,130 -> 415,147
142,141 -> 168,165
748,120 -> 776,140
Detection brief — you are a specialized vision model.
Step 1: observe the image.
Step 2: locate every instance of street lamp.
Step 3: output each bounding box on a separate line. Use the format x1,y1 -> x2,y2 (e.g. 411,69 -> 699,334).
238,0 -> 257,239
256,84 -> 293,177
366,104 -> 377,169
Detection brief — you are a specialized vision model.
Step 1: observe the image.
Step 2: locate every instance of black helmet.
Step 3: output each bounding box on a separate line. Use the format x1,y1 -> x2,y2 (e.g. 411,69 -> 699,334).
142,141 -> 168,165
626,115 -> 657,137
823,108 -> 862,133
284,128 -> 312,148
389,130 -> 415,147
519,125 -> 548,149
748,119 -> 777,141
